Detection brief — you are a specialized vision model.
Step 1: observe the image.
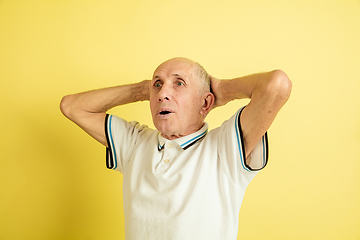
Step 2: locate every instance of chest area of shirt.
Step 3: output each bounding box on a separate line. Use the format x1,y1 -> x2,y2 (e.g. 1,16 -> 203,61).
124,139 -> 219,181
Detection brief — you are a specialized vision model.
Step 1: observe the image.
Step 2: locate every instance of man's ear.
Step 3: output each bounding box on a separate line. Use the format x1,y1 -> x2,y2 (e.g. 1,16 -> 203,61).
200,92 -> 215,116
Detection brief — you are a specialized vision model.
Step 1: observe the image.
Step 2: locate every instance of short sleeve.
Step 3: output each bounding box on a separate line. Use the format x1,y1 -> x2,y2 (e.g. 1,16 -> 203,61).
104,114 -> 149,173
217,106 -> 268,186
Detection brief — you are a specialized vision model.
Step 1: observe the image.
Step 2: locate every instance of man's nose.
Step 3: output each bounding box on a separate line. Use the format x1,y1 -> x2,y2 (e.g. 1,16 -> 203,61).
158,84 -> 172,102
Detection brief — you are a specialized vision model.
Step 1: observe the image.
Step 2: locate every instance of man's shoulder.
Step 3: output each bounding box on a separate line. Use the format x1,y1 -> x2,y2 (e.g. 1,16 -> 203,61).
106,114 -> 156,136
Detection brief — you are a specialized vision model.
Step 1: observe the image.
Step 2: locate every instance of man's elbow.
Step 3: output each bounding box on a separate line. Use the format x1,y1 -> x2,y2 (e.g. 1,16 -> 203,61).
60,95 -> 74,119
267,69 -> 292,103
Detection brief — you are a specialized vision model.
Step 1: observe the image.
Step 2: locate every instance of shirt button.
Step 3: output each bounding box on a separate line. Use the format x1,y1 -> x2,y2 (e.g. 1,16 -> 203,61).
167,143 -> 173,149
164,159 -> 170,163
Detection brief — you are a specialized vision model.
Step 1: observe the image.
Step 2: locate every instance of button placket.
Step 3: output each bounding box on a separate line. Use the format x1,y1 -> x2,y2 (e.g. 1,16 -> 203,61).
163,141 -> 172,163
155,140 -> 176,173
161,141 -> 174,169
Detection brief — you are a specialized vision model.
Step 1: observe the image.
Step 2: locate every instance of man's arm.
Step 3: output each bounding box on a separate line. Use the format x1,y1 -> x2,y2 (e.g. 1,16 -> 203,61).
210,70 -> 292,160
60,80 -> 150,147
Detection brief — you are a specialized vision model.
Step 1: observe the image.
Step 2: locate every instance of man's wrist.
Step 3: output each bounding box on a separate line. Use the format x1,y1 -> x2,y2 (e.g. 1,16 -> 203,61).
131,80 -> 150,102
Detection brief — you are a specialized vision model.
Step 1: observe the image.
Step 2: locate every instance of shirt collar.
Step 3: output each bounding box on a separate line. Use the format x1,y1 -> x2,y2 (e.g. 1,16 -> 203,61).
157,122 -> 209,151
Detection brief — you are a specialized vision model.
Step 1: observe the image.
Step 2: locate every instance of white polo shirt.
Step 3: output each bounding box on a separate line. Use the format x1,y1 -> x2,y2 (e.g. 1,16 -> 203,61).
105,107 -> 268,240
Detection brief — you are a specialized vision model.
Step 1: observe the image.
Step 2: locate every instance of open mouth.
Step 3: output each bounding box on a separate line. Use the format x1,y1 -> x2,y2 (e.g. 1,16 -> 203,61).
160,110 -> 172,115
157,109 -> 174,117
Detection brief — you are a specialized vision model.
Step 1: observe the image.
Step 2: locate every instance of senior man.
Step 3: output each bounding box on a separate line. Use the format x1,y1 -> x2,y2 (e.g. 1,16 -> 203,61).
60,57 -> 291,240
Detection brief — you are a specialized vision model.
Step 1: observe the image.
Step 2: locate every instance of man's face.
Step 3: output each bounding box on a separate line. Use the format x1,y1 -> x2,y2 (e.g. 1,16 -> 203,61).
150,58 -> 205,140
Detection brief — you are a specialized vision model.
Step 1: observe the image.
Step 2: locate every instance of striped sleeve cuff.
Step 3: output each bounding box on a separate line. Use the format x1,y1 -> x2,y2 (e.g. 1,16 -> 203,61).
235,107 -> 269,172
105,114 -> 118,170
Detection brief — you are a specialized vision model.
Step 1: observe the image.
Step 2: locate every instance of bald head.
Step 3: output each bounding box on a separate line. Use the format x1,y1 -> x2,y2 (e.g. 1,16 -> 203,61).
155,57 -> 211,94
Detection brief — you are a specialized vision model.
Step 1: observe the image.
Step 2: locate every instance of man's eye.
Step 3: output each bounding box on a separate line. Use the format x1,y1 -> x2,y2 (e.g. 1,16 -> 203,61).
176,82 -> 184,86
155,82 -> 162,87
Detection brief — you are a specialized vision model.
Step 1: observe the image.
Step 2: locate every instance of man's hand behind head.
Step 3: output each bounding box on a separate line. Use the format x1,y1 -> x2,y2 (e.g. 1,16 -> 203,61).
209,75 -> 227,110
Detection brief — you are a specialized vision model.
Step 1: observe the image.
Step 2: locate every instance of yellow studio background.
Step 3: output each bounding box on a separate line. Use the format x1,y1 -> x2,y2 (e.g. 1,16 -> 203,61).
0,0 -> 359,239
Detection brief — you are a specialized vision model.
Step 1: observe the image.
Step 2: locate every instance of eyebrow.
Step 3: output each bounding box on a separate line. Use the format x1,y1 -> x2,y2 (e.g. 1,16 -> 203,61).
153,73 -> 184,79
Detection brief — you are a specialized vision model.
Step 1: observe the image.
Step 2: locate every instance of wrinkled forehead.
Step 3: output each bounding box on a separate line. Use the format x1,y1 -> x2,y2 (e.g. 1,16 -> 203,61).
153,58 -> 198,79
